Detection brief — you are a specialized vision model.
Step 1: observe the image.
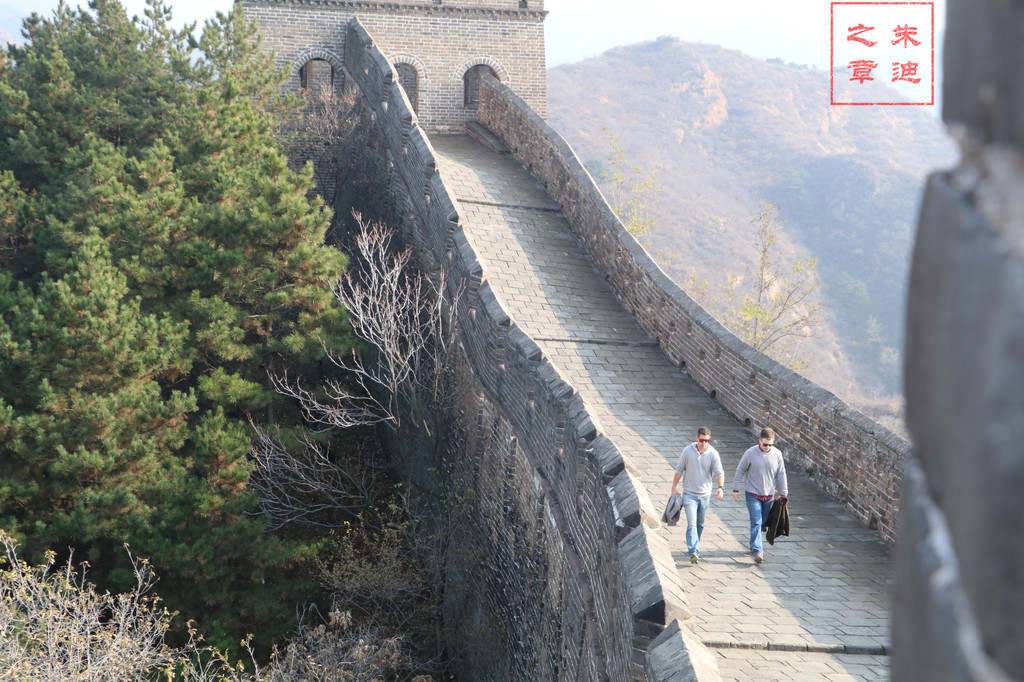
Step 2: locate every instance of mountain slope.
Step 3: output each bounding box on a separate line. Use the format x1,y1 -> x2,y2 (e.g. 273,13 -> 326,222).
547,37 -> 958,422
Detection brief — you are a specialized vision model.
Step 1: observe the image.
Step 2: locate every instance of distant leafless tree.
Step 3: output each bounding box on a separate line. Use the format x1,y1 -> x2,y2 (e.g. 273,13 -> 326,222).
265,607 -> 434,682
293,85 -> 361,205
591,126 -> 662,248
688,200 -> 822,370
290,84 -> 396,243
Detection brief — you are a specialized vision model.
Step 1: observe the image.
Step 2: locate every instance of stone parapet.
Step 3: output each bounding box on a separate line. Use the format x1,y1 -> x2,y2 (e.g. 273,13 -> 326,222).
898,0 -> 1024,666
942,0 -> 1024,149
645,620 -> 722,682
345,18 -> 709,681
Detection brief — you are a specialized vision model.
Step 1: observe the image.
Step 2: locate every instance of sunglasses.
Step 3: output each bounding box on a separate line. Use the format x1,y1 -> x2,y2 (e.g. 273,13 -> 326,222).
698,438 -> 710,443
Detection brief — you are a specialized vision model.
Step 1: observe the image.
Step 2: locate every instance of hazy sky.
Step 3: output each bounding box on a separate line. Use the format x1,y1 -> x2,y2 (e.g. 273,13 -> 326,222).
3,0 -> 946,108
4,0 -> 946,65
547,0 -> 831,68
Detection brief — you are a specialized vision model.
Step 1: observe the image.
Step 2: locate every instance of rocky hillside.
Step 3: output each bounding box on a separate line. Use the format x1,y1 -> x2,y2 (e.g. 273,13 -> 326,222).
547,37 -> 958,426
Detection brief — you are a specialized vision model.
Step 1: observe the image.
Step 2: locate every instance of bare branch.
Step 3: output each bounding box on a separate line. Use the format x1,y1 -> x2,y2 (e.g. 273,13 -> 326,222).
0,531 -> 259,682
274,214 -> 462,433
247,422 -> 383,532
260,215 -> 463,530
289,84 -> 365,208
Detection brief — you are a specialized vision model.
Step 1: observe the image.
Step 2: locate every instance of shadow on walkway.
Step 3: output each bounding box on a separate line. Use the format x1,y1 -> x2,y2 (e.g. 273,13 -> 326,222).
433,134 -> 891,681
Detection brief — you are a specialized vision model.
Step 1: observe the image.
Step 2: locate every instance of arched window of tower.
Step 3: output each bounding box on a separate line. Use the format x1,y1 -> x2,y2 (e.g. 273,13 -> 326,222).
395,63 -> 419,113
299,59 -> 334,92
464,64 -> 497,109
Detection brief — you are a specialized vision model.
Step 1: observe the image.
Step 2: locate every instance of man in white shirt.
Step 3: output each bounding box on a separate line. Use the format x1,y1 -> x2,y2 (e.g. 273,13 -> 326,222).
671,427 -> 725,564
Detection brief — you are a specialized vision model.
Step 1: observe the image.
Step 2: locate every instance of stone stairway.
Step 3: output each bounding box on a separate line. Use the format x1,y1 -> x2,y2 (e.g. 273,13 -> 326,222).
433,133 -> 893,682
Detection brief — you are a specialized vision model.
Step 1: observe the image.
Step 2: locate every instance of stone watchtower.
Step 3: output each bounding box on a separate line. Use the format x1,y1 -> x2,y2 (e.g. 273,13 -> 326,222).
237,0 -> 548,133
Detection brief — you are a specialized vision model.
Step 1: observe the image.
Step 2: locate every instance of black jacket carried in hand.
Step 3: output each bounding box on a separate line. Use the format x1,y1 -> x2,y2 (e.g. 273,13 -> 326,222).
764,497 -> 790,545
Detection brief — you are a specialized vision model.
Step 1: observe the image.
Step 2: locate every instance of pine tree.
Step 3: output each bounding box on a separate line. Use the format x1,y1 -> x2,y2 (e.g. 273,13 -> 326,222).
0,0 -> 351,652
0,235 -> 195,571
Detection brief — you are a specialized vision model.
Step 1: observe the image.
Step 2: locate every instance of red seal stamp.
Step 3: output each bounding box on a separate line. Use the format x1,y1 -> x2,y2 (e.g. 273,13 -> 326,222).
831,2 -> 935,105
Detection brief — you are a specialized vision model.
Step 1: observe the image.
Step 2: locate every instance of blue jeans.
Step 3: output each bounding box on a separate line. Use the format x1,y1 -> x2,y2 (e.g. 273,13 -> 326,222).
745,492 -> 774,554
682,493 -> 711,555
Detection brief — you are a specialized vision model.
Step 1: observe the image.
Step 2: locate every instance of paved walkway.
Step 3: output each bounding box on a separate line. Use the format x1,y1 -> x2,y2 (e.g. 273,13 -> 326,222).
432,134 -> 892,681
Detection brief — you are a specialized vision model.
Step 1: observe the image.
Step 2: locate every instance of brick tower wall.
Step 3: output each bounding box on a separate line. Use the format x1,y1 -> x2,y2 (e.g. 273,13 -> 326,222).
238,0 -> 547,133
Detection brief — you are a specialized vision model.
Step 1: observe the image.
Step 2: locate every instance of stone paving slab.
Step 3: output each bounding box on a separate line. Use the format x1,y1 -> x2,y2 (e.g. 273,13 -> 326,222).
432,134 -> 892,681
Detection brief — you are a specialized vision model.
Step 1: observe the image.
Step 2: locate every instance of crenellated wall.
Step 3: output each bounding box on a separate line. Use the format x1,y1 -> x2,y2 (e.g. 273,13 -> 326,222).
343,19 -> 717,681
475,73 -> 910,545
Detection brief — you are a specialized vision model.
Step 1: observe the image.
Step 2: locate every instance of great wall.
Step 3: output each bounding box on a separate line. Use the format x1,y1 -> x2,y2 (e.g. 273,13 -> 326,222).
239,1 -> 1024,679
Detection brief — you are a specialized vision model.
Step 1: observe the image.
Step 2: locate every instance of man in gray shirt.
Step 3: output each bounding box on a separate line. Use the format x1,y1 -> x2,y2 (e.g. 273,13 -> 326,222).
732,427 -> 789,564
671,427 -> 725,564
